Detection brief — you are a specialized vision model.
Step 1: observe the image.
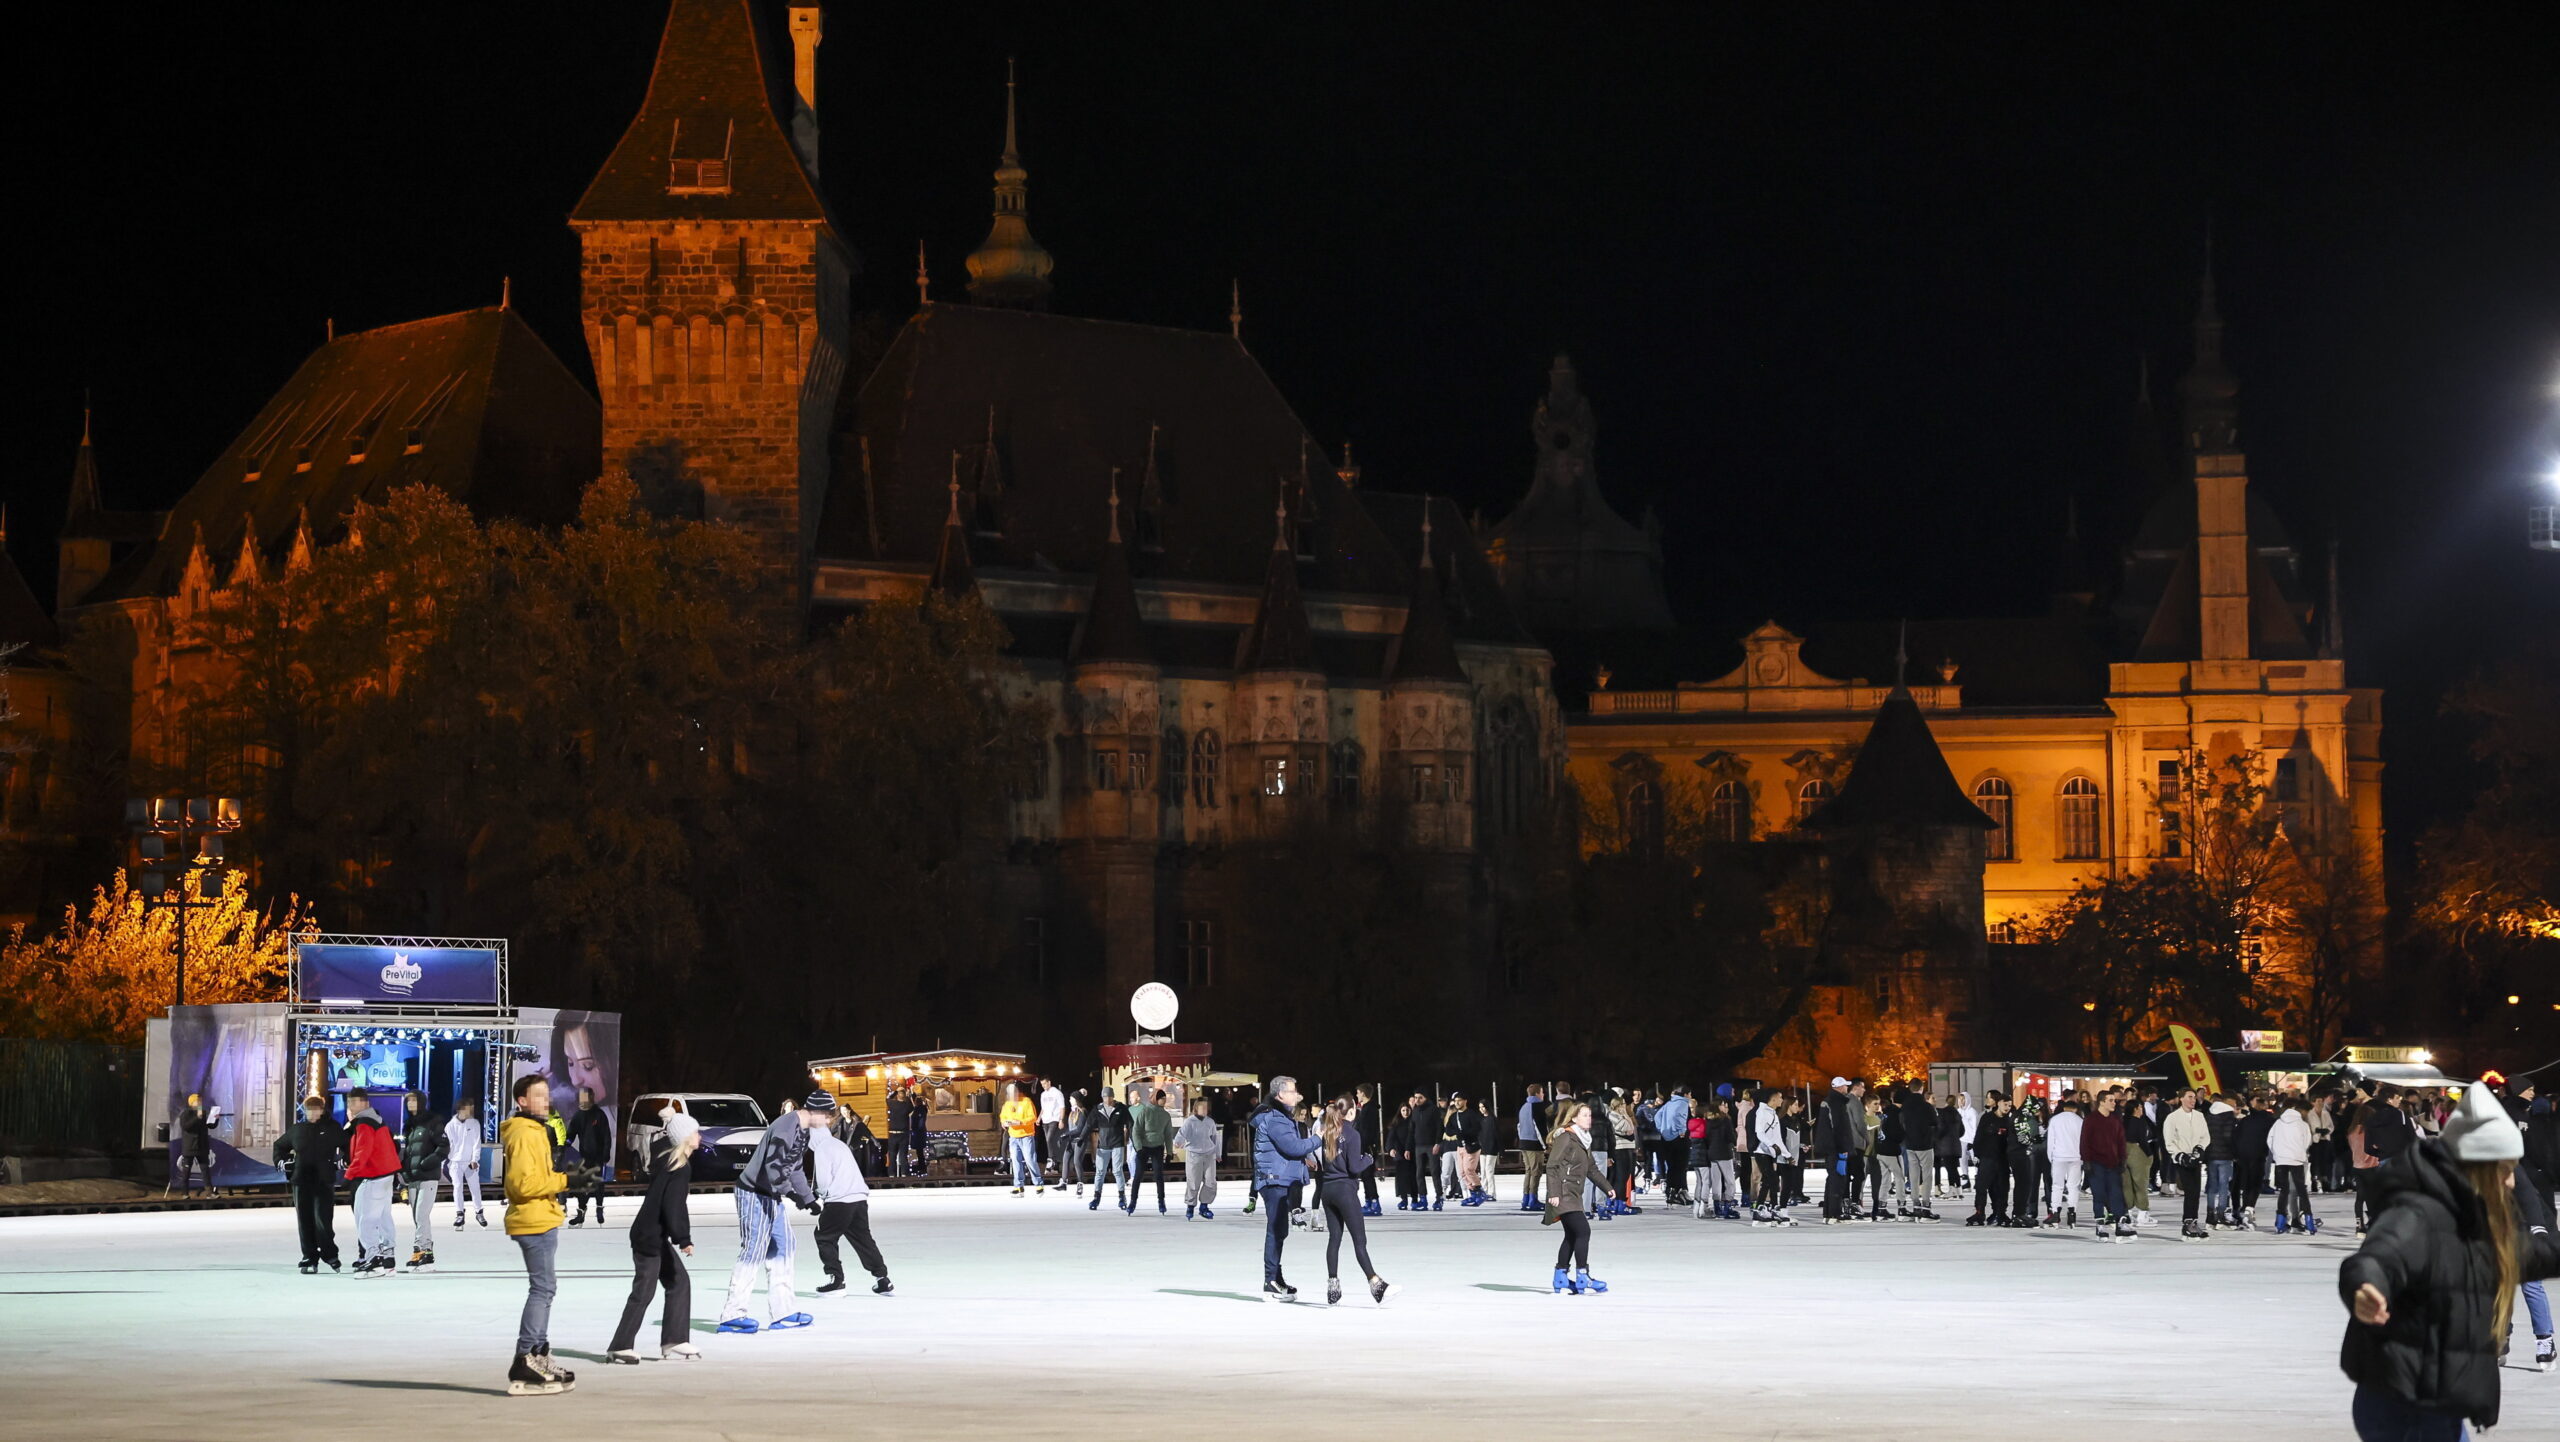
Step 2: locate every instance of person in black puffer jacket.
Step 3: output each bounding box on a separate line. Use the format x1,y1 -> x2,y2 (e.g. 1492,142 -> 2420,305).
399,1093 -> 449,1270
2339,1084 -> 2560,1438
564,1089 -> 614,1227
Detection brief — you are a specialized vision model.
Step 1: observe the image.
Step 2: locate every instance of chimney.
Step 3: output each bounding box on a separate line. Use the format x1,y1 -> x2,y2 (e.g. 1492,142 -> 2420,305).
788,8 -> 822,114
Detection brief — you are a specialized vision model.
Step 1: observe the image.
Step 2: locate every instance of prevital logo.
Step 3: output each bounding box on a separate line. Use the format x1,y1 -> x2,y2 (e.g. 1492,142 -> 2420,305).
379,954 -> 424,996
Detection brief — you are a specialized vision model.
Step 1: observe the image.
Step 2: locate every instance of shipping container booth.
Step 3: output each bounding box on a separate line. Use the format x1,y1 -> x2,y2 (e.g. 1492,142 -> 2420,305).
807,1048 -> 1031,1173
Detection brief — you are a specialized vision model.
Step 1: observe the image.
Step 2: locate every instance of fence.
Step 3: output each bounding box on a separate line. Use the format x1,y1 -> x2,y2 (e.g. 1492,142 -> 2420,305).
0,1038 -> 145,1155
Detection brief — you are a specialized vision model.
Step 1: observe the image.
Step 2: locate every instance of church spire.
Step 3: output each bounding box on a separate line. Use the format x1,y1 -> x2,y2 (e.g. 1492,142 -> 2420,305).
1237,482 -> 1316,674
1389,504 -> 1467,684
964,59 -> 1055,309
66,405 -> 100,518
929,457 -> 978,598
2179,233 -> 2239,453
1072,470 -> 1151,667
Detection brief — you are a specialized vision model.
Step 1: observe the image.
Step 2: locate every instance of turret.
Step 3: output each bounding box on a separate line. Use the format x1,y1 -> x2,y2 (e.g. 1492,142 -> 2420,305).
1231,487 -> 1327,832
964,62 -> 1055,309
1385,506 -> 1474,848
1064,476 -> 1160,844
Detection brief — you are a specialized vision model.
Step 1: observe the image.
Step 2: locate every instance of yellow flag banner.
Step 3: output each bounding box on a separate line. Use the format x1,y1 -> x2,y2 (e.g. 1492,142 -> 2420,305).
2167,1024 -> 2224,1095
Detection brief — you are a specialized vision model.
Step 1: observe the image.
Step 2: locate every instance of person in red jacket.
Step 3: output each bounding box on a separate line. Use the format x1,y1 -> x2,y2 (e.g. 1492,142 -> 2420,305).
343,1089 -> 405,1276
2082,1091 -> 2132,1244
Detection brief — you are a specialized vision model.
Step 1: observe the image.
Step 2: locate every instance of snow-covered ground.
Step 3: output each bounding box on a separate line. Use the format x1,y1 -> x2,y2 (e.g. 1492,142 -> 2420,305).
3,1182 -> 2551,1440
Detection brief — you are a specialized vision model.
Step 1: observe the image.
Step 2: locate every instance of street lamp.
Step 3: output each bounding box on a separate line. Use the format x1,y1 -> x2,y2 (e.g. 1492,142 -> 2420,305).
126,795 -> 246,1008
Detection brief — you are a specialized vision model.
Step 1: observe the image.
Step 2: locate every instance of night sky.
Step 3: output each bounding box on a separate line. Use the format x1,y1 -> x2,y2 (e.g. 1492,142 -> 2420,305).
17,3 -> 2557,843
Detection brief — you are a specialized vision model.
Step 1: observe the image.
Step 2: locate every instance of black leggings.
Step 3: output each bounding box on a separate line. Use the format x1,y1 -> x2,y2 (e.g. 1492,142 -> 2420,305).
1320,1180 -> 1375,1280
1749,1153 -> 1783,1208
1553,1210 -> 1591,1270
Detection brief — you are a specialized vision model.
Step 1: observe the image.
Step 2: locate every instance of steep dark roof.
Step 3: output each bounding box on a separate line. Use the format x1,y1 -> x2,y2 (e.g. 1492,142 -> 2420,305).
571,0 -> 828,224
2123,541 -> 2314,663
1807,688 -> 1998,830
58,428 -> 162,546
1237,522 -> 1317,674
929,493 -> 976,599
1802,617 -> 2112,709
1070,506 -> 1150,666
1386,518 -> 1468,684
93,308 -> 597,603
0,537 -> 55,647
822,305 -> 1406,597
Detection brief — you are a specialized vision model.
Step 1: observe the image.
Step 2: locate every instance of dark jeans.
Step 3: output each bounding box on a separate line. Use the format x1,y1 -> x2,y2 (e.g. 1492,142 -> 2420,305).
2010,1156 -> 2038,1220
1976,1161 -> 2009,1218
2178,1159 -> 2204,1222
573,1169 -> 606,1216
2274,1164 -> 2310,1220
1318,1180 -> 1375,1279
1820,1156 -> 1852,1219
2237,1152 -> 2268,1212
1260,1185 -> 1293,1283
608,1246 -> 690,1351
2350,1383 -> 2468,1441
1129,1146 -> 1167,1208
817,1200 -> 886,1282
2087,1162 -> 2125,1222
1553,1210 -> 1591,1270
293,1179 -> 339,1263
1056,1135 -> 1084,1187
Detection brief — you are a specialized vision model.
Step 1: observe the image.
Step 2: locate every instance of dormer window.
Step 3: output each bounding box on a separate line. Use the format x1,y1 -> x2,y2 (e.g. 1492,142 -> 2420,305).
667,119 -> 735,195
346,388 -> 398,464
402,374 -> 464,455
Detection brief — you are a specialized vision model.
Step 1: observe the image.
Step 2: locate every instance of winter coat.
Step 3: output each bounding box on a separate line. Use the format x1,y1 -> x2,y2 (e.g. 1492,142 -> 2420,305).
1606,1104 -> 1639,1153
1174,1115 -> 1222,1159
2121,1107 -> 2158,1156
2528,1099 -> 2560,1194
1091,1102 -> 1130,1148
500,1110 -> 566,1235
1478,1108 -> 1508,1154
1873,1106 -> 1904,1158
1250,1102 -> 1322,1187
2204,1104 -> 2239,1162
1317,1121 -> 1372,1185
628,1135 -> 694,1256
2045,1109 -> 2084,1163
2237,1107 -> 2277,1159
1584,1101 -> 1614,1153
1703,1115 -> 1736,1166
565,1105 -> 612,1170
2337,1140 -> 2560,1429
1751,1105 -> 1784,1158
1442,1109 -> 1476,1153
2162,1108 -> 2211,1164
1901,1096 -> 1939,1153
274,1117 -> 345,1186
1542,1129 -> 1597,1214
1359,1101 -> 1387,1156
400,1109 -> 449,1183
737,1109 -> 814,1208
1813,1090 -> 1854,1158
177,1106 -> 213,1160
1934,1105 -> 1963,1160
1408,1102 -> 1443,1157
2080,1113 -> 2126,1169
1129,1101 -> 1173,1150
1001,1096 -> 1038,1140
1974,1111 -> 2017,1168
2359,1101 -> 2414,1162
343,1112 -> 401,1181
2269,1111 -> 2313,1168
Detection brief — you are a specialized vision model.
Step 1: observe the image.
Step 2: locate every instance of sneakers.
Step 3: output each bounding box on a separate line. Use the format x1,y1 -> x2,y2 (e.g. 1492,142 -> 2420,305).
874,1277 -> 895,1295
1370,1276 -> 1398,1306
660,1343 -> 701,1361
508,1352 -> 570,1397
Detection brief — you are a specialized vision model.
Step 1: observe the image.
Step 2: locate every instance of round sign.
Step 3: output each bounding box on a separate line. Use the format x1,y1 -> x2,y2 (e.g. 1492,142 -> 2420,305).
1130,983 -> 1179,1032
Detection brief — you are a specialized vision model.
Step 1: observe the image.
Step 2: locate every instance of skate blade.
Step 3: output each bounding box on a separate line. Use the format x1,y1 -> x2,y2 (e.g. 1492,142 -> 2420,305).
507,1380 -> 568,1396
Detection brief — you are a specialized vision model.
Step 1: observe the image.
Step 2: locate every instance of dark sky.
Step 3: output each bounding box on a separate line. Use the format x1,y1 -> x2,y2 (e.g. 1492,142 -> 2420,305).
16,2 -> 2557,839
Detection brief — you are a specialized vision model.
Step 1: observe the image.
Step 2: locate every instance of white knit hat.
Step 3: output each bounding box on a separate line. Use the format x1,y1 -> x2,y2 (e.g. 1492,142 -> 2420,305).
660,1111 -> 702,1147
2440,1082 -> 2523,1163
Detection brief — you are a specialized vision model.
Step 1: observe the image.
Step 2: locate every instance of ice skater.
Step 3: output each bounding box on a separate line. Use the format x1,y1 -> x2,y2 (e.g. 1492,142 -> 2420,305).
1250,1076 -> 1322,1301
274,1094 -> 344,1272
1001,1082 -> 1042,1196
1540,1100 -> 1605,1294
1177,1097 -> 1222,1219
1126,1087 -> 1173,1215
501,1073 -> 574,1395
342,1090 -> 403,1276
444,1099 -> 488,1228
811,1108 -> 892,1296
718,1091 -> 825,1333
399,1091 -> 447,1272
565,1086 -> 613,1226
608,1111 -> 701,1363
1315,1094 -> 1395,1305
1088,1090 -> 1130,1210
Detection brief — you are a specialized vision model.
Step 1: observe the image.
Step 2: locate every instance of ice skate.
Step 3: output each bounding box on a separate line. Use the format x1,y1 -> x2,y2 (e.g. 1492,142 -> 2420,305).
1262,1279 -> 1297,1303
413,1250 -> 435,1272
817,1278 -> 847,1294
2114,1219 -> 2134,1243
453,1212 -> 464,1230
2273,1213 -> 2289,1234
1370,1276 -> 1398,1305
507,1353 -> 568,1396
874,1277 -> 895,1295
1186,1204 -> 1197,1220
767,1312 -> 813,1330
1200,1205 -> 1215,1219
716,1316 -> 760,1334
1326,1277 -> 1342,1306
606,1349 -> 641,1365
475,1210 -> 488,1227
2535,1336 -> 2556,1372
1554,1268 -> 1577,1294
2304,1215 -> 2320,1236
298,1259 -> 318,1274
1575,1269 -> 1608,1294
660,1343 -> 701,1361
569,1206 -> 584,1227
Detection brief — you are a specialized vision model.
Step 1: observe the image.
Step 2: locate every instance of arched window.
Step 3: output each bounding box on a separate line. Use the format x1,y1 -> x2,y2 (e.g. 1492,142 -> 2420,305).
1329,741 -> 1363,806
1624,780 -> 1664,859
1793,778 -> 1833,826
1710,779 -> 1749,843
1975,777 -> 2014,860
2058,776 -> 2102,860
1161,728 -> 1185,805
1190,730 -> 1222,809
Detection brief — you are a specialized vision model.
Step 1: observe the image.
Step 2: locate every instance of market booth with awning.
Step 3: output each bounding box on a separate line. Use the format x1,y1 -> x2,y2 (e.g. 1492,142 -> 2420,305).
807,1047 -> 1029,1174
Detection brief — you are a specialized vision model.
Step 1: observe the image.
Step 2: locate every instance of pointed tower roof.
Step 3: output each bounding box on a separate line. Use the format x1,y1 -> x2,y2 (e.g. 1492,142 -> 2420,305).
929,463 -> 977,598
59,410 -> 161,545
66,407 -> 99,517
1806,687 -> 1997,830
964,60 -> 1055,309
1237,486 -> 1317,674
2178,241 -> 2239,453
572,0 -> 829,223
1071,472 -> 1151,666
1389,507 -> 1468,684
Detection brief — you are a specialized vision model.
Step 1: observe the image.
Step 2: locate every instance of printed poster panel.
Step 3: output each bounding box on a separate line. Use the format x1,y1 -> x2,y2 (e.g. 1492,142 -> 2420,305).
298,943 -> 499,1006
507,1008 -> 623,1180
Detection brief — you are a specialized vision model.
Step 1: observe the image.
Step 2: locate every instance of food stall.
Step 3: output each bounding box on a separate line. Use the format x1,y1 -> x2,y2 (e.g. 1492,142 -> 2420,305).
806,1047 -> 1031,1175
1928,1060 -> 2167,1106
142,934 -> 620,1187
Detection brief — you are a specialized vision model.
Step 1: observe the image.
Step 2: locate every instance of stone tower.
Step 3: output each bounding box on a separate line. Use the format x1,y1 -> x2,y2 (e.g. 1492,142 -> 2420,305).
1384,510 -> 1476,851
964,63 -> 1055,309
1060,481 -> 1160,998
571,0 -> 853,600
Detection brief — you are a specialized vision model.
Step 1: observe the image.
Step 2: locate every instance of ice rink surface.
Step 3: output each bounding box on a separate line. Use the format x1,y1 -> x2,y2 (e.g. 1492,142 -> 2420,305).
5,1183 -> 2554,1441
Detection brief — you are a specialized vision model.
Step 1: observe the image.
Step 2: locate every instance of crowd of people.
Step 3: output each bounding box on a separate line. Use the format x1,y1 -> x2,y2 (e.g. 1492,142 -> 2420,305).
245,1061 -> 2557,1432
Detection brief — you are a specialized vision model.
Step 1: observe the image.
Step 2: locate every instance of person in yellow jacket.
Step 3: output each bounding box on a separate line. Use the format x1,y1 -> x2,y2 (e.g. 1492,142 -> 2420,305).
501,1074 -> 574,1396
1001,1083 -> 1044,1196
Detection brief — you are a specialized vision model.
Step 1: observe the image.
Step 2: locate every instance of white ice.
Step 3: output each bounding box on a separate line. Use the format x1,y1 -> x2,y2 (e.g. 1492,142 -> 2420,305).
3,1182 -> 2553,1440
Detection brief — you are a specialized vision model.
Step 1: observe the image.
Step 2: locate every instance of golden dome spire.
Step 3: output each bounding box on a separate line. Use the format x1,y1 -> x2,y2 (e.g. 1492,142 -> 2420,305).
965,59 -> 1054,309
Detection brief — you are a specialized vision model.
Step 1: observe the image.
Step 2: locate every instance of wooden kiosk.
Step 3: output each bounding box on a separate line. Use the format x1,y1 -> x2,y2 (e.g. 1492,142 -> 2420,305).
808,1047 -> 1030,1173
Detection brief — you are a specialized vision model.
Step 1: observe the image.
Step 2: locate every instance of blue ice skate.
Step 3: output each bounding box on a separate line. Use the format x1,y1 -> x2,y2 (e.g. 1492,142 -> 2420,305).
1575,1270 -> 1608,1294
716,1316 -> 759,1334
767,1312 -> 813,1330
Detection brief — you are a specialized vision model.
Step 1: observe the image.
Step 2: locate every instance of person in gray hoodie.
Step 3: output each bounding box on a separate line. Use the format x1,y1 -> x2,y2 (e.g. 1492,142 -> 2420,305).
1176,1098 -> 1223,1219
812,1111 -> 891,1296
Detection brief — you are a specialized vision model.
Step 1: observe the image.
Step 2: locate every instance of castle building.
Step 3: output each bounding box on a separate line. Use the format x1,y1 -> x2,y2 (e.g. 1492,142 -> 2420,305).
28,1 -> 1561,1011
1565,270 -> 2385,1064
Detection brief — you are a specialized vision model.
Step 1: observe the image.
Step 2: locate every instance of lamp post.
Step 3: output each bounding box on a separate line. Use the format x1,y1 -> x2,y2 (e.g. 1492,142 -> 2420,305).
127,796 -> 246,1008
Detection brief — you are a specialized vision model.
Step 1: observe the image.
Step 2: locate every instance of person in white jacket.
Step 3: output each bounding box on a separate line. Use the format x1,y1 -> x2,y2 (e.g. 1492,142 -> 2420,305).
1175,1098 -> 1223,1219
2160,1091 -> 2213,1241
2045,1096 -> 2086,1225
2267,1095 -> 2315,1235
1749,1090 -> 1792,1226
1955,1093 -> 1981,1189
443,1099 -> 488,1228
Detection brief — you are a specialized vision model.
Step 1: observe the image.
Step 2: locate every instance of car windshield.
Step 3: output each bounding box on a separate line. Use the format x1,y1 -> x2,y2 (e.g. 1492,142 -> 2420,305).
683,1099 -> 765,1128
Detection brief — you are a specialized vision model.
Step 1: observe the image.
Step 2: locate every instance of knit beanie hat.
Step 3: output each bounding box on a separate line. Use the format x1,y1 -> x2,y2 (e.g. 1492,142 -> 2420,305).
660,1111 -> 701,1147
803,1090 -> 838,1112
2440,1082 -> 2523,1163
